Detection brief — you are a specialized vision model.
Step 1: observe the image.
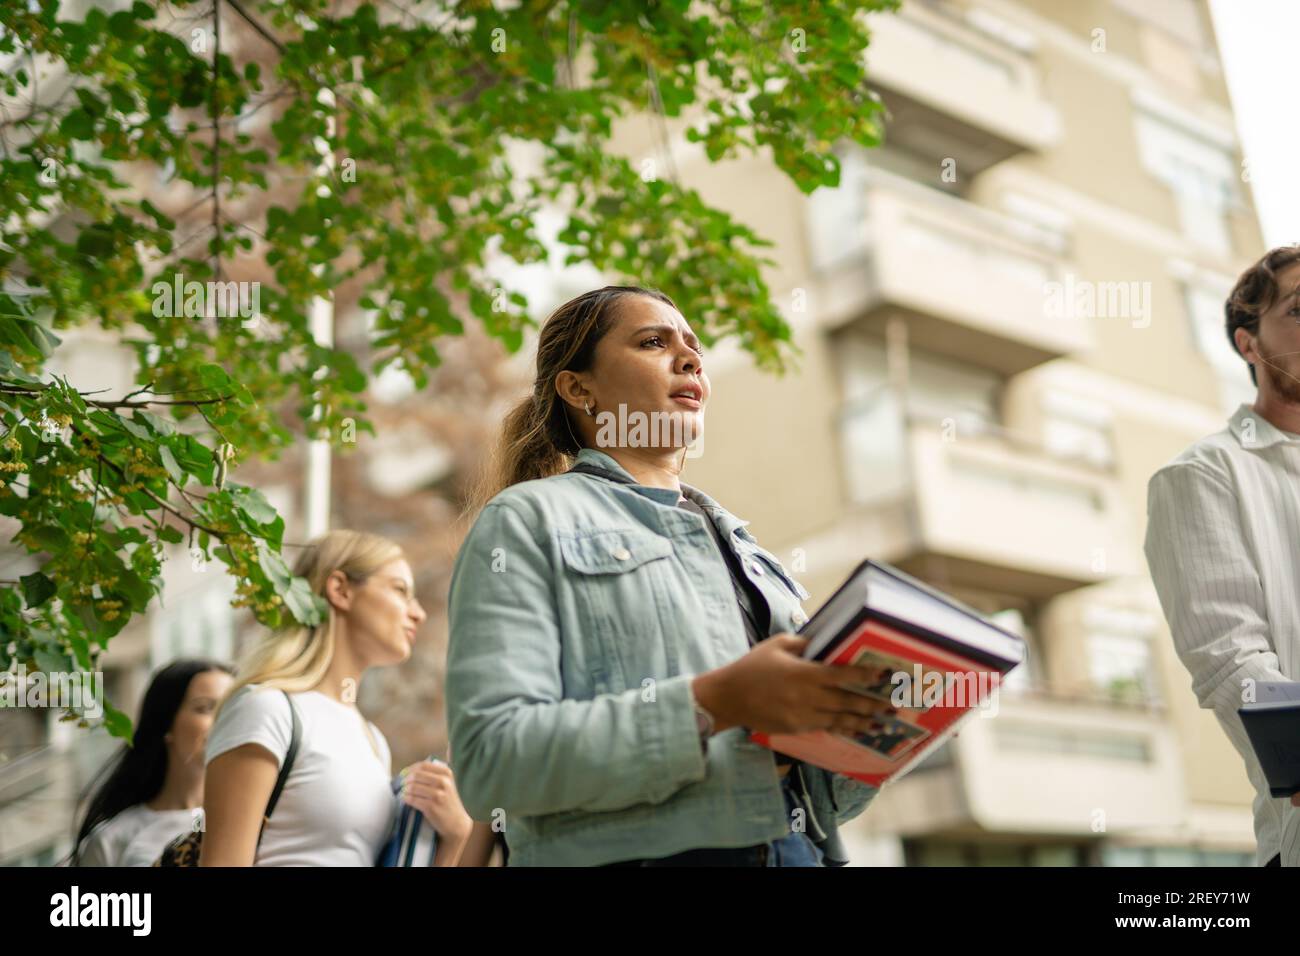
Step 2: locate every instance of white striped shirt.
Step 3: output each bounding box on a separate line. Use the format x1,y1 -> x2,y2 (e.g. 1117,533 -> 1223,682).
1145,403 -> 1300,866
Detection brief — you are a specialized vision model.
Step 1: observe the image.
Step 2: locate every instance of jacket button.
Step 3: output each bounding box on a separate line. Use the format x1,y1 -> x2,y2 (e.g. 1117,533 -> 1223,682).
792,609 -> 808,626
611,546 -> 631,561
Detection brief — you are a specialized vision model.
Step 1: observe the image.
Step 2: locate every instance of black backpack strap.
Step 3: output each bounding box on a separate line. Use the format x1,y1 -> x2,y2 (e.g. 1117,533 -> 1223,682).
257,690 -> 302,847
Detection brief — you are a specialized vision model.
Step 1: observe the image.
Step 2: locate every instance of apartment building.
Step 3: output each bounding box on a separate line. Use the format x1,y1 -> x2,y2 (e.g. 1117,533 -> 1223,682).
607,0 -> 1263,865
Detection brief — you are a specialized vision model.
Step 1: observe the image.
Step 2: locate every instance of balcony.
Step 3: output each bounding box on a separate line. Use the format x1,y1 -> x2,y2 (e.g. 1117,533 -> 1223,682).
861,689 -> 1186,838
864,3 -> 1060,175
799,390 -> 1137,600
809,170 -> 1093,376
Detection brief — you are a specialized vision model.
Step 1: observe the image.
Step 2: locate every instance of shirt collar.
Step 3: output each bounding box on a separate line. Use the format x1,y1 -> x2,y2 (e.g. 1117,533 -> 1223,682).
572,447 -> 751,530
1228,403 -> 1300,450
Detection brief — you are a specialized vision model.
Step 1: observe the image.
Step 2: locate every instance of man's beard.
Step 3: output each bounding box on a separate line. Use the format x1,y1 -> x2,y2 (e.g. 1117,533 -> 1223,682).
1256,345 -> 1300,404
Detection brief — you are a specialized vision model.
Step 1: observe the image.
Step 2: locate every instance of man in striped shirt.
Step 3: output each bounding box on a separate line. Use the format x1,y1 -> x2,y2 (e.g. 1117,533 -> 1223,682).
1145,244 -> 1300,867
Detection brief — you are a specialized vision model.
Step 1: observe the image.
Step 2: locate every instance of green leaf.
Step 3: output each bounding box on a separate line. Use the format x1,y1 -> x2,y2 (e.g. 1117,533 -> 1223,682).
76,224 -> 116,260
117,416 -> 151,441
0,316 -> 61,359
33,644 -> 72,674
101,698 -> 134,743
256,541 -> 292,590
158,444 -> 183,484
108,84 -> 134,113
107,10 -> 135,39
157,524 -> 184,544
231,486 -> 277,527
281,577 -> 327,627
29,525 -> 70,552
75,87 -> 107,117
20,572 -> 57,609
137,410 -> 176,436
68,632 -> 92,670
198,364 -> 232,390
59,107 -> 96,140
114,568 -> 153,611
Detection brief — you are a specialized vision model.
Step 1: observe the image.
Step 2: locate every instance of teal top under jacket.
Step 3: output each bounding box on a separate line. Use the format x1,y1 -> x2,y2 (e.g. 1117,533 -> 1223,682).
445,445 -> 879,866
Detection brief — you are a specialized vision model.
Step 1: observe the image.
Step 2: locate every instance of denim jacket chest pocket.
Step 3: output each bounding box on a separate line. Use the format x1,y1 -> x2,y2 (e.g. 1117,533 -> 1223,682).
556,528 -> 680,690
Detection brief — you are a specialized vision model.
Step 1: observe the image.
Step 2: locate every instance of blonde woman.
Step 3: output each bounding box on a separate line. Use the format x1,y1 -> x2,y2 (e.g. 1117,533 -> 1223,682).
200,530 -> 475,866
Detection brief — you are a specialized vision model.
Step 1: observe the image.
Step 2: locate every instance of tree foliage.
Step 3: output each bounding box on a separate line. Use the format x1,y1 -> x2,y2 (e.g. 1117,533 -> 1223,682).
0,0 -> 894,737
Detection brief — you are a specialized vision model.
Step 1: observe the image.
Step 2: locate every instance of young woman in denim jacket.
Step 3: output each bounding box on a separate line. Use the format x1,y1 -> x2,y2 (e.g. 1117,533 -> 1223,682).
446,286 -> 893,867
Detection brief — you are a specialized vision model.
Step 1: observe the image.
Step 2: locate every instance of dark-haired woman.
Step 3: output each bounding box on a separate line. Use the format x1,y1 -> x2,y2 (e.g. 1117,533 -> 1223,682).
72,659 -> 234,866
447,286 -> 892,867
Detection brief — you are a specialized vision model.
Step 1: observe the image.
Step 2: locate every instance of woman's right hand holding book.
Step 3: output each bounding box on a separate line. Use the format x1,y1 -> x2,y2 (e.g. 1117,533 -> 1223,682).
690,633 -> 897,737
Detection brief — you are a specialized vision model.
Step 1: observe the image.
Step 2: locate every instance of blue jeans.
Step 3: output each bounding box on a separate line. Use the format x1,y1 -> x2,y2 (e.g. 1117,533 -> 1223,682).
767,771 -> 826,867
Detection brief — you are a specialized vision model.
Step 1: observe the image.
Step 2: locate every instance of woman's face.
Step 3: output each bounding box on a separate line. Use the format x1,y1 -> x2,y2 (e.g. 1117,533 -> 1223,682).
566,295 -> 710,450
336,558 -> 427,668
167,669 -> 233,774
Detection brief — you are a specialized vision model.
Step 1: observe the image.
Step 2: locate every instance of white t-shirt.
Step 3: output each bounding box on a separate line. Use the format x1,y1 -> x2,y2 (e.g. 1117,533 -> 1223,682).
204,685 -> 396,866
79,804 -> 201,866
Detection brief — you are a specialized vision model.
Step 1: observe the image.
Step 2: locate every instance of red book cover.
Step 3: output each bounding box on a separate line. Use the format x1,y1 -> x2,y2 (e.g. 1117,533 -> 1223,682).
751,614 -> 1004,788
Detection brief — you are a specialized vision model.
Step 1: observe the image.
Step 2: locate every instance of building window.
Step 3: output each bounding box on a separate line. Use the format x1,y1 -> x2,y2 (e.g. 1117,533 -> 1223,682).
1112,0 -> 1207,50
868,146 -> 963,196
1041,390 -> 1115,468
1174,266 -> 1257,414
1134,107 -> 1237,255
994,724 -> 1151,762
1101,845 -> 1253,866
806,145 -> 871,272
1088,634 -> 1155,705
836,339 -> 1004,507
999,192 -> 1072,256
153,577 -> 236,666
905,838 -> 1091,867
1085,606 -> 1161,706
1183,281 -> 1239,377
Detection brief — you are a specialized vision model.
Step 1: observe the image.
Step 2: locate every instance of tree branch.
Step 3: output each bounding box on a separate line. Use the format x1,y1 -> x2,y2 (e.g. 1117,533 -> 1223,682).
68,423 -> 227,539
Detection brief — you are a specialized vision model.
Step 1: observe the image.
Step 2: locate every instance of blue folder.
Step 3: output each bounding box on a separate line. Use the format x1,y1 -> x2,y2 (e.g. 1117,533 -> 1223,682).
377,757 -> 440,867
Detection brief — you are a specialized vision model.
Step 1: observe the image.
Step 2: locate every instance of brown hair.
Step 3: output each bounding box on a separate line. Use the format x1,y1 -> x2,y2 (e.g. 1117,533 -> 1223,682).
1225,244 -> 1300,385
463,285 -> 678,520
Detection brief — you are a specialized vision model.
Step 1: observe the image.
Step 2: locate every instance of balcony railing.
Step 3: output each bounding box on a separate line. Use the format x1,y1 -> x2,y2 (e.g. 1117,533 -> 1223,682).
827,388 -> 1136,598
809,169 -> 1092,375
863,3 -> 1061,174
860,688 -> 1184,838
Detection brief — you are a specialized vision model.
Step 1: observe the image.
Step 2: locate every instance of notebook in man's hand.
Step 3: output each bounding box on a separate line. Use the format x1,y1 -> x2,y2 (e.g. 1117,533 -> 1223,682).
750,560 -> 1026,788
1238,682 -> 1300,798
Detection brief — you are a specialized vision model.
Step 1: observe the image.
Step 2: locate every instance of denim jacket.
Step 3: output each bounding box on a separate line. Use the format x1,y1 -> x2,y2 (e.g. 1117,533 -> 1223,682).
445,446 -> 879,866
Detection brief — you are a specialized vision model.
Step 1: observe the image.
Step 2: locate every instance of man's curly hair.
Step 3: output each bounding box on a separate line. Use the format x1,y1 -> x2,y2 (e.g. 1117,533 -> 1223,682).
1225,244 -> 1300,385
